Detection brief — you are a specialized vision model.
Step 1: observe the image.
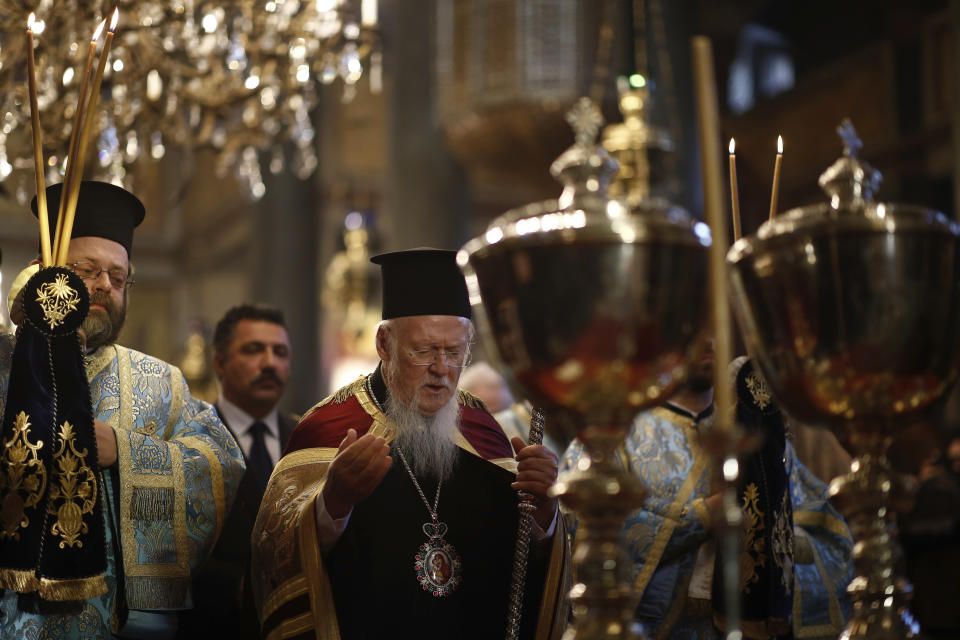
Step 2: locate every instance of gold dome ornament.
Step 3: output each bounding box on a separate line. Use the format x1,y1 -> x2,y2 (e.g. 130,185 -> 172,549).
601,77 -> 677,208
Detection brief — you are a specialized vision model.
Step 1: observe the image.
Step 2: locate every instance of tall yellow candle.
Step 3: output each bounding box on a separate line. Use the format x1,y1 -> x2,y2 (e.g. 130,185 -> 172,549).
690,36 -> 733,439
768,134 -> 783,222
729,138 -> 741,242
26,13 -> 52,266
54,18 -> 105,265
57,10 -> 118,266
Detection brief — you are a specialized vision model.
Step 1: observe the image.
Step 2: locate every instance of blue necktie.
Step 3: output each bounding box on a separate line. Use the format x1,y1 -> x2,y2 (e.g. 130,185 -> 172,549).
247,421 -> 273,493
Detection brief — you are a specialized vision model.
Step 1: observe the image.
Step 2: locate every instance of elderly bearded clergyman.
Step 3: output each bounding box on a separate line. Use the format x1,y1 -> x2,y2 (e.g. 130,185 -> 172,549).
250,248 -> 569,640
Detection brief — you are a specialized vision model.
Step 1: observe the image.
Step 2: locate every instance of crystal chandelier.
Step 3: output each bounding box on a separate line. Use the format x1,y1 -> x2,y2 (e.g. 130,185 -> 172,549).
0,0 -> 380,202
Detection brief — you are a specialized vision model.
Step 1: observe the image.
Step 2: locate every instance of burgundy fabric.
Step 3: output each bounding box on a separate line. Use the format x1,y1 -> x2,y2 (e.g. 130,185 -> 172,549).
284,396 -> 373,454
459,405 -> 513,459
285,393 -> 512,461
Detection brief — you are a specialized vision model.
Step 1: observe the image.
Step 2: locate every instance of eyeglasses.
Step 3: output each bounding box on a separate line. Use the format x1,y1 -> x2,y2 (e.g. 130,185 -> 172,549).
406,346 -> 471,369
67,261 -> 135,290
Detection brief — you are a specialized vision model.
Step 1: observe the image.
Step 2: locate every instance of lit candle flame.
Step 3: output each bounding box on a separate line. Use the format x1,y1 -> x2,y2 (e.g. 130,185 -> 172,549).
27,12 -> 35,31
92,19 -> 106,42
777,134 -> 783,155
109,8 -> 119,32
729,138 -> 735,155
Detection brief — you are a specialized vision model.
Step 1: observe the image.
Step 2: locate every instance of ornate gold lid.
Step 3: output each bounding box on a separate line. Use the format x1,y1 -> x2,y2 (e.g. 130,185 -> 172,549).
729,120 -> 958,263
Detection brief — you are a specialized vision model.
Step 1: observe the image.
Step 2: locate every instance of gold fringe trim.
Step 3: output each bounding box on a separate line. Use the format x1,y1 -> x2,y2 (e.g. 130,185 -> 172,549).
125,575 -> 191,608
130,486 -> 175,521
38,572 -> 108,601
0,567 -> 40,593
457,389 -> 486,410
331,377 -> 365,405
303,377 -> 366,417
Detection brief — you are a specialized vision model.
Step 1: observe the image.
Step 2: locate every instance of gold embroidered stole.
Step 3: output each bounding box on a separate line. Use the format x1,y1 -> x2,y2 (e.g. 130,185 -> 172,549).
102,345 -> 199,608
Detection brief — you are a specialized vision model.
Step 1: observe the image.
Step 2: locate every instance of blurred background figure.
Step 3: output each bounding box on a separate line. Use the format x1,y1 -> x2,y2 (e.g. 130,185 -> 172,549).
494,400 -> 566,457
947,435 -> 960,483
179,303 -> 296,640
890,423 -> 960,640
460,361 -> 567,455
459,361 -> 514,413
559,348 -> 854,639
787,418 -> 852,485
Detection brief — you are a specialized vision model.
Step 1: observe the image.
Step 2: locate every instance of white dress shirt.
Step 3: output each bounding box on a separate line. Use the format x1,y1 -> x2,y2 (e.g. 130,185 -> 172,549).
216,396 -> 282,465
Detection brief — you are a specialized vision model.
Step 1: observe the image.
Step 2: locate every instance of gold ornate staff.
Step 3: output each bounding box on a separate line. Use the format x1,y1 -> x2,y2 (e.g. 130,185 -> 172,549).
504,406 -> 546,640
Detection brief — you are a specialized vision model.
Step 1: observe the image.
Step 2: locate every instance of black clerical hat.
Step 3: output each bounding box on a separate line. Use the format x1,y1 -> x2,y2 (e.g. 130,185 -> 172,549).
371,248 -> 471,319
30,181 -> 146,257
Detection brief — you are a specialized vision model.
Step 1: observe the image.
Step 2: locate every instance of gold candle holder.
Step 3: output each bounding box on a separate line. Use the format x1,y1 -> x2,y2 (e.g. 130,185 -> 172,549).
460,97 -> 710,640
730,120 -> 950,640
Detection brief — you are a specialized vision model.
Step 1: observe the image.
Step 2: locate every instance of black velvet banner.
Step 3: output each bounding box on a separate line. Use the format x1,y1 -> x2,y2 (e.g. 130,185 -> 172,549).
0,266 -> 107,600
713,358 -> 794,638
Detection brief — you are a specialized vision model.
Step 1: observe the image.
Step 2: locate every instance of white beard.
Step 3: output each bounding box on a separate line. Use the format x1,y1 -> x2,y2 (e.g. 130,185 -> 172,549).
385,388 -> 460,483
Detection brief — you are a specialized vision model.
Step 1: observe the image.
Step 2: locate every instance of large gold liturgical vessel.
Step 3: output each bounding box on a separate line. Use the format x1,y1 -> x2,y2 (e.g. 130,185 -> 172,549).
458,97 -> 710,638
728,121 -> 960,639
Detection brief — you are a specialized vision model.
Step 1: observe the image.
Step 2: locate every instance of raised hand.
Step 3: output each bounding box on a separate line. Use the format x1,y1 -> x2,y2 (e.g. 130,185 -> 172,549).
322,429 -> 392,519
510,436 -> 559,531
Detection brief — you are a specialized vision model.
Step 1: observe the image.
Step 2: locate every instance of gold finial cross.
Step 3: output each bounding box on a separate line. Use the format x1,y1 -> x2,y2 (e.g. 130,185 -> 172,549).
837,118 -> 863,158
566,97 -> 604,145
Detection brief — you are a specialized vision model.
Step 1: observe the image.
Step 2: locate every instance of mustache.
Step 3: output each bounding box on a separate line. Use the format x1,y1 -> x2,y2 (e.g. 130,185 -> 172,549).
253,369 -> 283,385
89,292 -> 116,312
419,375 -> 451,390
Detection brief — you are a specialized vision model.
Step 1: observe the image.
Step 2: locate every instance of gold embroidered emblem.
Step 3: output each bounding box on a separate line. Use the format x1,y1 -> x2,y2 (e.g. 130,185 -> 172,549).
0,412 -> 47,540
266,484 -> 309,571
35,273 -> 82,330
745,372 -> 772,409
47,422 -> 98,548
740,482 -> 767,592
137,420 -> 158,437
771,491 -> 794,588
457,389 -> 486,409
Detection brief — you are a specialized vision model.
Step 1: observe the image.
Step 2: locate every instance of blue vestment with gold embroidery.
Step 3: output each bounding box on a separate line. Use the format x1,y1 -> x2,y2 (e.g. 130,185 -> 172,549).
560,405 -> 854,640
0,335 -> 245,638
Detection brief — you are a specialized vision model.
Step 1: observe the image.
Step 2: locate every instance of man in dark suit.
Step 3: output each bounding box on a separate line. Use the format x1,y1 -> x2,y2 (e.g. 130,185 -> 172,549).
178,303 -> 295,639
